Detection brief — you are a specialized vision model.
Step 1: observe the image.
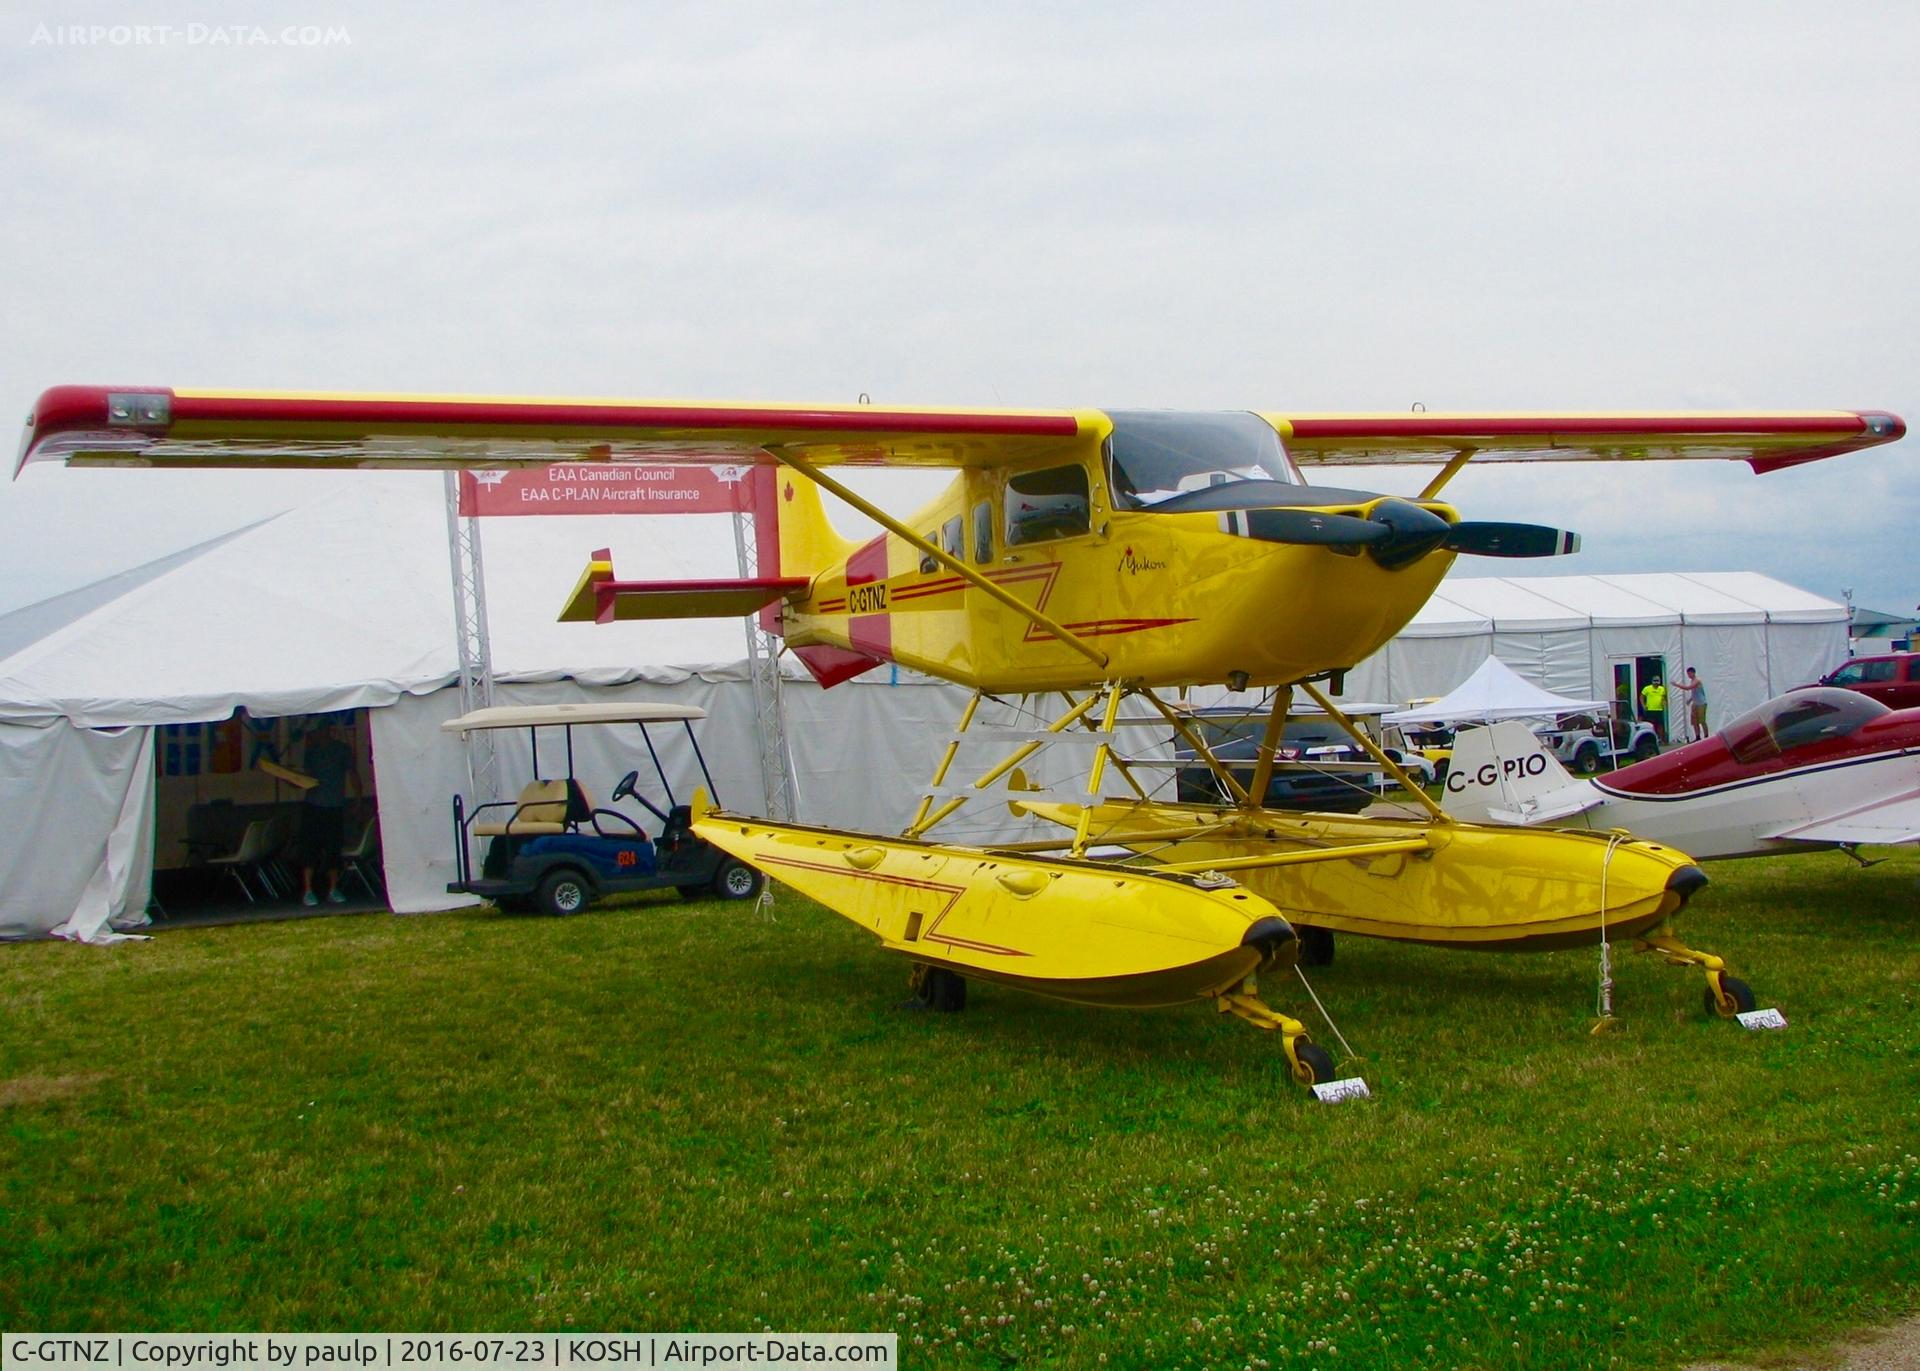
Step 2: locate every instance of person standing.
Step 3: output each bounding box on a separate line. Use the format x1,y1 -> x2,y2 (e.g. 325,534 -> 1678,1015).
1673,668 -> 1708,742
1638,674 -> 1669,745
298,718 -> 362,905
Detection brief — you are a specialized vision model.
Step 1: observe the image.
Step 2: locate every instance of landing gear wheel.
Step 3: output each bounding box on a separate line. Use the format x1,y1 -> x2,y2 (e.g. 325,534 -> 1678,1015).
1288,1038 -> 1335,1086
915,966 -> 968,1013
1704,974 -> 1757,1019
710,859 -> 763,901
1298,926 -> 1335,968
535,870 -> 589,918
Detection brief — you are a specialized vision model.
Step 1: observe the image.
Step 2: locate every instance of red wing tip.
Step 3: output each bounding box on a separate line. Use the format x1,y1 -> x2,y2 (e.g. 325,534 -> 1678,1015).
19,385 -> 175,478
1747,411 -> 1906,474
1862,410 -> 1906,442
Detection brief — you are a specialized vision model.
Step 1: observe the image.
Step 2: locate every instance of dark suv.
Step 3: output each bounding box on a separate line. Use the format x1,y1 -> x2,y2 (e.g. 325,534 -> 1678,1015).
1812,653 -> 1920,711
1174,714 -> 1382,813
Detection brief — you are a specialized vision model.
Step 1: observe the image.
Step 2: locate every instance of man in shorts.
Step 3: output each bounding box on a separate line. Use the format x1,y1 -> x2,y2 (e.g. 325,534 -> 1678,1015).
298,718 -> 362,905
1673,668 -> 1709,743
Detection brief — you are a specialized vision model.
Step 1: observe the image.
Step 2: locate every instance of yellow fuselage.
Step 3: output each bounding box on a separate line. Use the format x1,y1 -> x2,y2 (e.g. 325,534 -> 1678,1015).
784,489 -> 1456,693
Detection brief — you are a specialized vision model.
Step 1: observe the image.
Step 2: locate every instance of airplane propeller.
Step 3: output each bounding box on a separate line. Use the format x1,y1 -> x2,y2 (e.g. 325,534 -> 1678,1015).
1145,482 -> 1578,567
1234,498 -> 1579,569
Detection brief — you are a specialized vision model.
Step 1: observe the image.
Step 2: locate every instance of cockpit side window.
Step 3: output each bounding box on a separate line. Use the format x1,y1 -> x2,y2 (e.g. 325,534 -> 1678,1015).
1005,465 -> 1091,546
971,502 -> 993,563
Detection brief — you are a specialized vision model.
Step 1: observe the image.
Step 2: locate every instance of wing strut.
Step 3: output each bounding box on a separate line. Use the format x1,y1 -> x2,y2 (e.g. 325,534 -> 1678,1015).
763,447 -> 1110,671
1297,681 -> 1450,823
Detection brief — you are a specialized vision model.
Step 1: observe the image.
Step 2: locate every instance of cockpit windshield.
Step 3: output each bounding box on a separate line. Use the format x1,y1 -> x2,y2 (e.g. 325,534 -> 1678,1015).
1721,687 -> 1889,765
1107,411 -> 1300,510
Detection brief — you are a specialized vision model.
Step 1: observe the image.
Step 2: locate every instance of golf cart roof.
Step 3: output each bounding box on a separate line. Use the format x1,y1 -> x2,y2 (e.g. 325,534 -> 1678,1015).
442,702 -> 708,733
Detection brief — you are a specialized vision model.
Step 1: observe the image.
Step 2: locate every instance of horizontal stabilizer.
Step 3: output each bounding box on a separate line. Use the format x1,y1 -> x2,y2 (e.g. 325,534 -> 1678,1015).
1763,788 -> 1920,846
558,547 -> 807,623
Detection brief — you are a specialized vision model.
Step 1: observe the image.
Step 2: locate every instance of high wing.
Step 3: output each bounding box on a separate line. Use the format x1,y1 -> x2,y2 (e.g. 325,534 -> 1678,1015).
16,386 -> 1092,475
1763,788 -> 1920,846
1267,411 -> 1905,473
17,387 -> 1903,478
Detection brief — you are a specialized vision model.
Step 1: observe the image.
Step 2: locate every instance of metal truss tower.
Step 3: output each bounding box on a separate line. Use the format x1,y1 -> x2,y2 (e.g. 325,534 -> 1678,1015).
733,504 -> 797,820
443,471 -> 499,801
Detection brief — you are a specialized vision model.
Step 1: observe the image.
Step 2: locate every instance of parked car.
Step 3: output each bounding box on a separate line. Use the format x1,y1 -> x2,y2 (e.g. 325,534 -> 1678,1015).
1809,653 -> 1920,711
1533,711 -> 1660,774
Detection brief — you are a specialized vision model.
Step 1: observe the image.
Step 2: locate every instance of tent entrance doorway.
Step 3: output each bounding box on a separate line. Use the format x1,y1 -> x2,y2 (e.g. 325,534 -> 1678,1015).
1612,654 -> 1669,744
148,707 -> 384,925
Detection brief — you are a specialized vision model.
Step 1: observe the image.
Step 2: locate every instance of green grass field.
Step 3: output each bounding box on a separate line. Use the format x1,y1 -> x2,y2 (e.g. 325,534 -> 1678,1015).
4,851 -> 1917,1368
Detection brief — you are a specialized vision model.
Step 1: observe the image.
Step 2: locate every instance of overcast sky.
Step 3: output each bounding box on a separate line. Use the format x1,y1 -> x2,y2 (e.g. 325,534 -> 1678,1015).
2,2 -> 1915,618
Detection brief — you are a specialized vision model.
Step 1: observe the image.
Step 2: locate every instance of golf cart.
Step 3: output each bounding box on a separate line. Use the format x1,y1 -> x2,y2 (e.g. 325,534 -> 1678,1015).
444,702 -> 763,916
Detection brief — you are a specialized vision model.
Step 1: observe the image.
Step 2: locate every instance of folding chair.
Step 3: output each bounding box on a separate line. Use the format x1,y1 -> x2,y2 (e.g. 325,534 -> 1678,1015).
206,819 -> 277,904
339,817 -> 385,902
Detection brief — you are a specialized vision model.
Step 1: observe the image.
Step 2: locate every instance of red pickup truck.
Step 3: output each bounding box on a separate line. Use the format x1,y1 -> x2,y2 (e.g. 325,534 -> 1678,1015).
1813,652 -> 1920,710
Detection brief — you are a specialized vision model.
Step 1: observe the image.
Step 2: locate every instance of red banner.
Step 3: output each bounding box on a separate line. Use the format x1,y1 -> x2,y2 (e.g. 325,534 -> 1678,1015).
456,464 -> 754,516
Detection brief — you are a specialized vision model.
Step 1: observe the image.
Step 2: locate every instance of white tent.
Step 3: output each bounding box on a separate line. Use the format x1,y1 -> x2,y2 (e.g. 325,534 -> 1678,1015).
1383,656 -> 1606,724
1341,572 -> 1848,723
0,475 -> 1022,940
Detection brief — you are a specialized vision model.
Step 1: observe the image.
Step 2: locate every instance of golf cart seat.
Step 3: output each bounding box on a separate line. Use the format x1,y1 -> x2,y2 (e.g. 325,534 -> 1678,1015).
474,779 -> 572,836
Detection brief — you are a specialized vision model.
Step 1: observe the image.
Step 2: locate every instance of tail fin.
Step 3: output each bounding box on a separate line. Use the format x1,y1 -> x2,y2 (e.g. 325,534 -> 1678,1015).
758,465 -> 856,584
1441,720 -> 1579,823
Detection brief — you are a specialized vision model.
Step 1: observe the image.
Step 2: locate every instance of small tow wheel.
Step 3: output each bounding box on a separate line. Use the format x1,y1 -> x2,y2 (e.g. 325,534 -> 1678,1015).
711,858 -> 764,901
1298,926 -> 1335,968
1289,1039 -> 1335,1086
1704,974 -> 1757,1019
536,870 -> 590,918
916,966 -> 968,1013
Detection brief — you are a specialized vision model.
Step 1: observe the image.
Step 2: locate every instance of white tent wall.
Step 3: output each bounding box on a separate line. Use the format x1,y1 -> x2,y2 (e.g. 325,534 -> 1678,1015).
1673,625 -> 1767,721
1337,575 -> 1849,723
1489,630 -> 1593,699
0,720 -> 153,941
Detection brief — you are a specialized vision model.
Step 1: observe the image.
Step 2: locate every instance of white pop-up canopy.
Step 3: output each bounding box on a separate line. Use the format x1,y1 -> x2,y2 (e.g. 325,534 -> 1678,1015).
1384,655 -> 1608,724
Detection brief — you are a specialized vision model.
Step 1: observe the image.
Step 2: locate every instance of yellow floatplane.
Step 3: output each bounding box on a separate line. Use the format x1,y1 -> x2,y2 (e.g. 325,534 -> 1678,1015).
17,388 -> 1905,1083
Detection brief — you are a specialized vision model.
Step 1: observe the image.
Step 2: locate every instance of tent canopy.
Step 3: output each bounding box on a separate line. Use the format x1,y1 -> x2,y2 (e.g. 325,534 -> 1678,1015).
0,476 -> 762,727
1384,656 -> 1608,724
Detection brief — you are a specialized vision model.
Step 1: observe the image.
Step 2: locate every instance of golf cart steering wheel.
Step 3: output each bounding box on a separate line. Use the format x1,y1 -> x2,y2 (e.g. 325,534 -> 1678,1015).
610,770 -> 640,803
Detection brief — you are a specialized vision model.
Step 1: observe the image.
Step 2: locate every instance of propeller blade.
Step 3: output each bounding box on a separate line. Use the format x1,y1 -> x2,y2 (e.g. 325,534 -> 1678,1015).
1444,523 -> 1582,558
1242,507 -> 1391,547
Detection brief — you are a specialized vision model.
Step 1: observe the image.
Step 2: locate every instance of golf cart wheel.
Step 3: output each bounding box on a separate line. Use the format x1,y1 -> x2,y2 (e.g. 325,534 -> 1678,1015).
676,885 -> 707,901
917,966 -> 968,1013
1298,925 -> 1335,968
1573,744 -> 1601,776
1632,734 -> 1660,762
535,869 -> 590,918
711,859 -> 763,901
1289,1039 -> 1336,1086
1704,975 -> 1757,1019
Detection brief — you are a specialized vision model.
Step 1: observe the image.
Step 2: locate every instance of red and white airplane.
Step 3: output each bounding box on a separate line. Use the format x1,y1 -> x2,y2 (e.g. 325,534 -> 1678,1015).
1442,688 -> 1920,859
